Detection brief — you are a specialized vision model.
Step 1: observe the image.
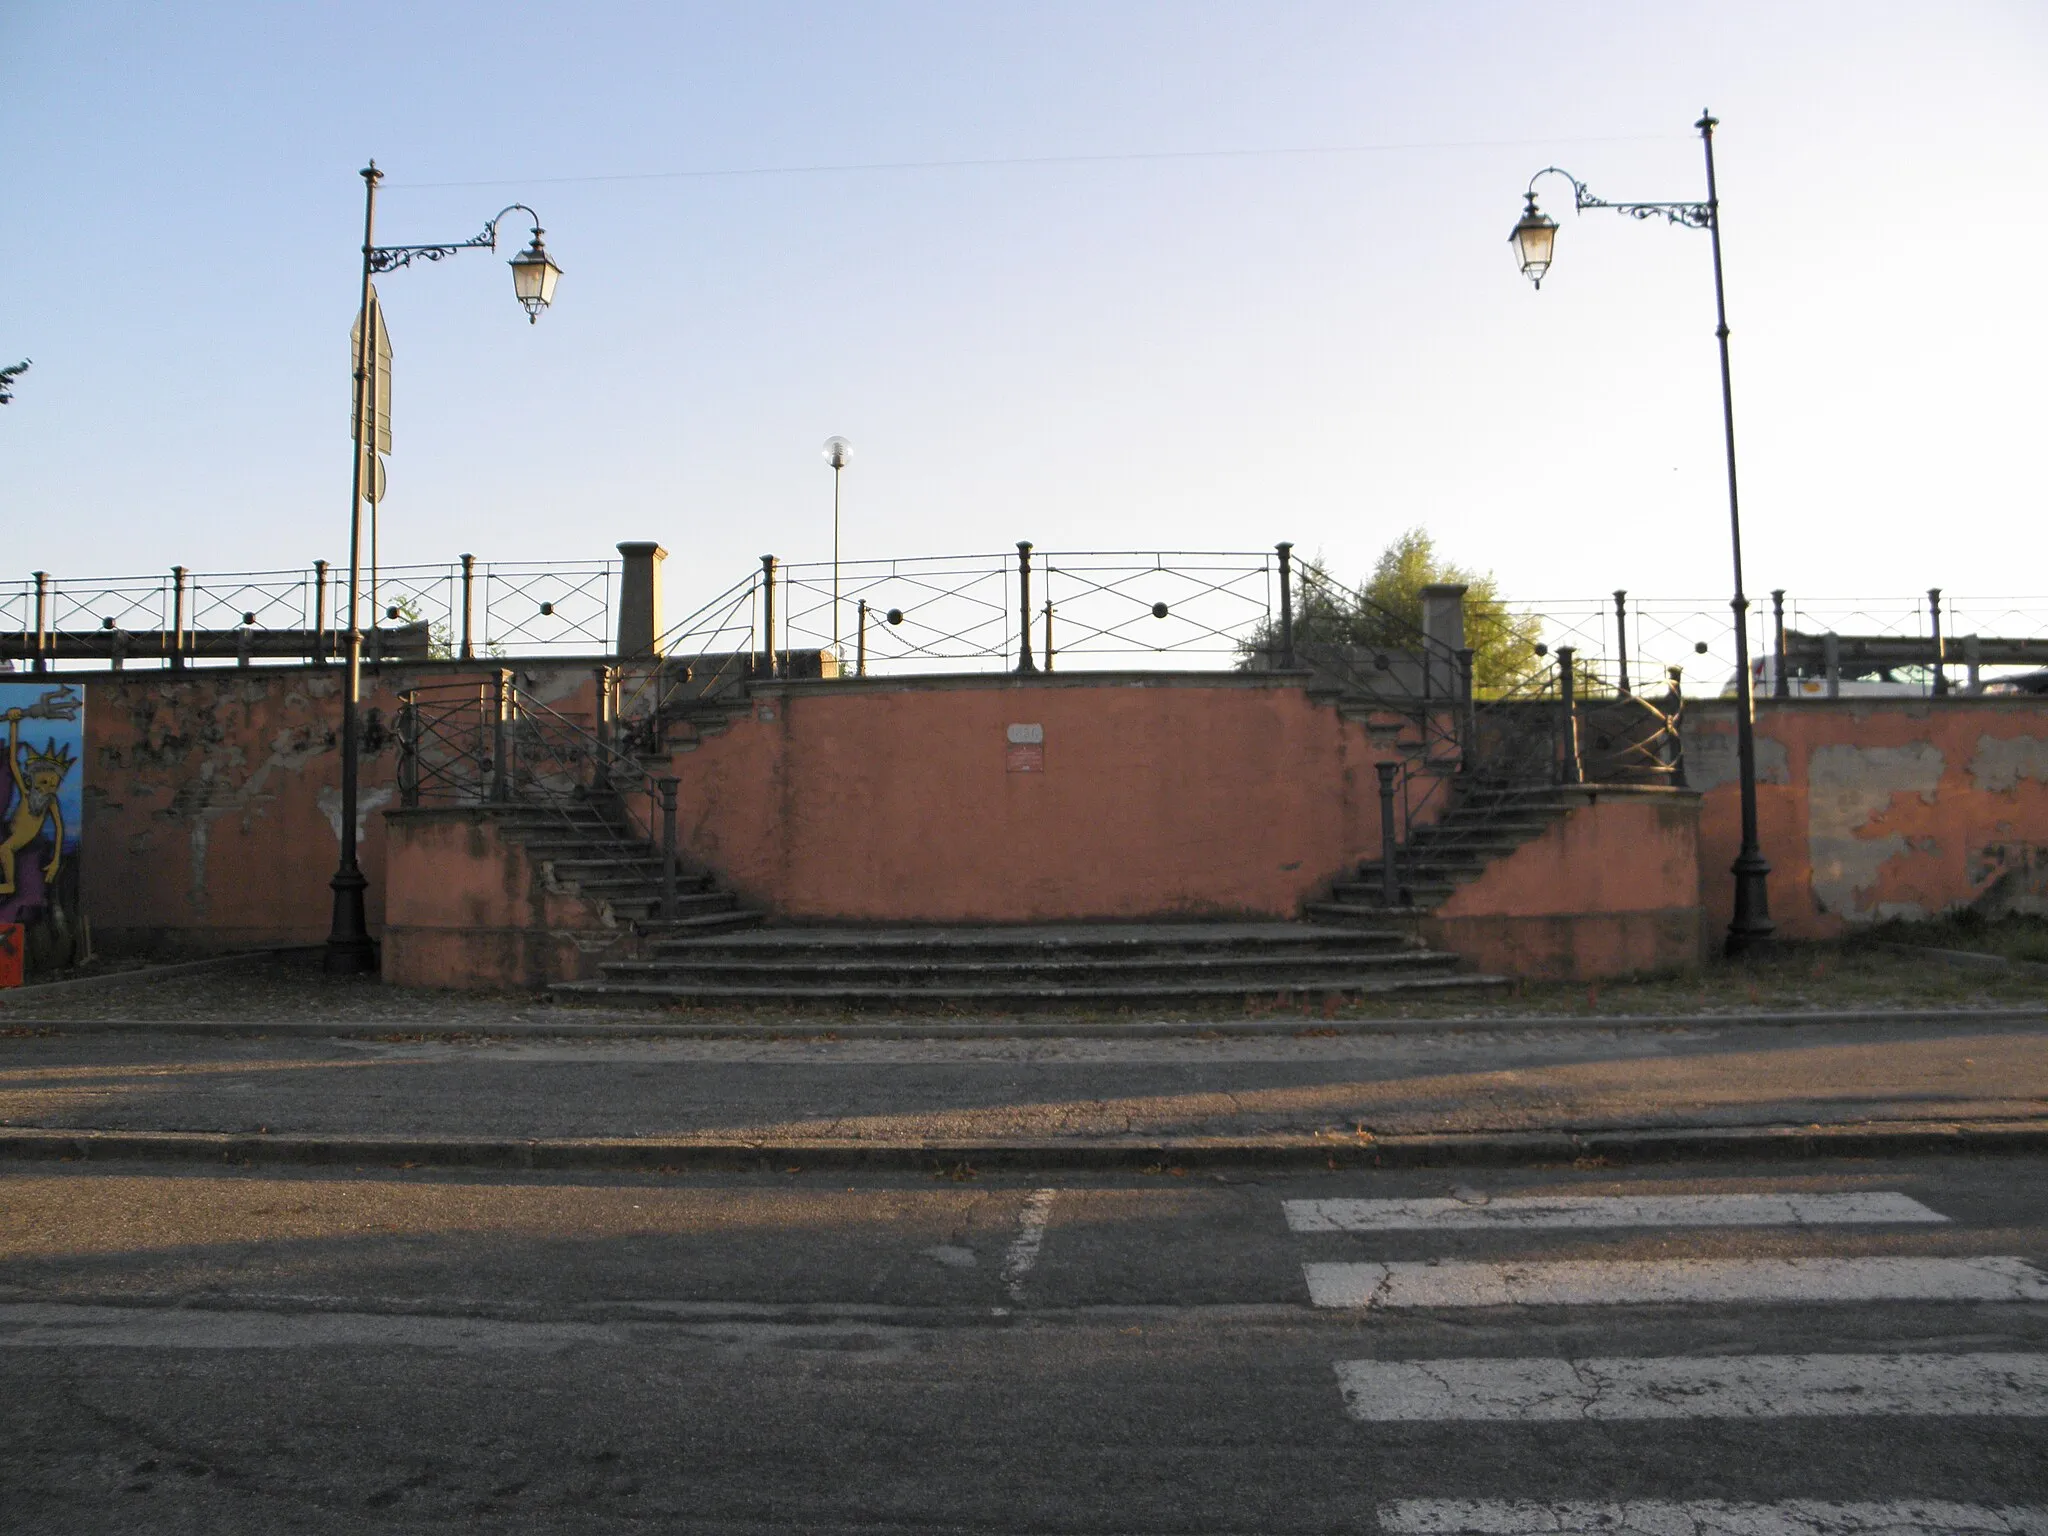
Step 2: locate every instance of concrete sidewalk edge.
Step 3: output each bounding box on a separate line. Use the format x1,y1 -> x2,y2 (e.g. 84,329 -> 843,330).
5,1119 -> 2045,1173
4,1004 -> 2047,1040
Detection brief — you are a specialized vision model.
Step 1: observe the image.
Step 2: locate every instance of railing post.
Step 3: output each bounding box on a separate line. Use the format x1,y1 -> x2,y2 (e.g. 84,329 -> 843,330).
1375,760 -> 1400,906
1276,541 -> 1295,669
1457,647 -> 1476,771
460,553 -> 477,661
169,566 -> 187,671
760,555 -> 778,679
1613,589 -> 1631,696
658,778 -> 679,920
1928,587 -> 1947,697
1667,667 -> 1689,787
1015,541 -> 1037,674
313,559 -> 330,666
30,572 -> 47,674
397,690 -> 420,808
491,669 -> 513,802
1771,588 -> 1789,698
856,598 -> 868,678
590,665 -> 614,790
1556,645 -> 1581,785
1043,601 -> 1054,673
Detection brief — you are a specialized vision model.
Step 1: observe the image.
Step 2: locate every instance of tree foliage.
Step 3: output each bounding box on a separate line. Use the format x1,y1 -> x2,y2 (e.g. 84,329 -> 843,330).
1251,527 -> 1543,693
0,360 -> 29,406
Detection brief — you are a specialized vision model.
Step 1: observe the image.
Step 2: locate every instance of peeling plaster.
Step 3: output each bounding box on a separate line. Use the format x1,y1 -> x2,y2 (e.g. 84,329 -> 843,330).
1807,742 -> 1946,919
1968,734 -> 2048,794
1683,727 -> 1789,793
167,727 -> 336,912
316,784 -> 395,847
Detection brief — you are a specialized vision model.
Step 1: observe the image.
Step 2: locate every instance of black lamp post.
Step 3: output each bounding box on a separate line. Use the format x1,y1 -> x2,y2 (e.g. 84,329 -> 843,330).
326,162 -> 563,975
1512,111 -> 1773,955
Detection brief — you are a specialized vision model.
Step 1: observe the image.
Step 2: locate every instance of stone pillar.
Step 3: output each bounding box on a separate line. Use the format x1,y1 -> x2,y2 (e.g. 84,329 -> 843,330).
615,541 -> 667,658
1419,582 -> 1468,699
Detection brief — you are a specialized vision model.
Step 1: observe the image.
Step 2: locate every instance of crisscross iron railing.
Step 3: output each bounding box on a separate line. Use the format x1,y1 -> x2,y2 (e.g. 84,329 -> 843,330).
483,562 -> 614,654
760,546 -> 1279,676
1,556 -> 621,670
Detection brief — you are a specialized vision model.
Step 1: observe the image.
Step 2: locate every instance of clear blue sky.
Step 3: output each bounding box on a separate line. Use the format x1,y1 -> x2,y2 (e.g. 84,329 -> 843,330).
6,2 -> 2044,620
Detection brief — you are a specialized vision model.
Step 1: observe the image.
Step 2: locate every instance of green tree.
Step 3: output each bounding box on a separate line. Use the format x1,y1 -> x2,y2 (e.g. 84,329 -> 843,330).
1250,528 -> 1543,693
0,360 -> 30,406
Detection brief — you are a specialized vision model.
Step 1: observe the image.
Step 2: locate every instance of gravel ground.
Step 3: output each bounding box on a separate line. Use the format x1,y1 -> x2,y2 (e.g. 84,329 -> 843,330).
0,943 -> 2040,1029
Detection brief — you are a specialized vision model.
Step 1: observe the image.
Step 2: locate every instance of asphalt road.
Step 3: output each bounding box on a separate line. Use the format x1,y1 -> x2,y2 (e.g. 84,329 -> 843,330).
3,1015 -> 2045,1142
4,1155 -> 2045,1533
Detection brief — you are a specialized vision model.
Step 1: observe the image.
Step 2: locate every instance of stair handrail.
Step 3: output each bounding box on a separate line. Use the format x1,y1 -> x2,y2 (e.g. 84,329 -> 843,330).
393,678 -> 500,808
395,670 -> 687,922
618,569 -> 763,750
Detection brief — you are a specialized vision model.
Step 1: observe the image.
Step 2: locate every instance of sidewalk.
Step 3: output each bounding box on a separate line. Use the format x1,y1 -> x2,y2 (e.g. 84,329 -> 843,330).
3,974 -> 2044,1168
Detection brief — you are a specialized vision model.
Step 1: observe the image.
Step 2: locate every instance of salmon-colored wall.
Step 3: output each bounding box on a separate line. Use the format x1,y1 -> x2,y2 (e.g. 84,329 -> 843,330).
1423,788 -> 1704,978
660,674 -> 1406,923
1689,700 -> 2048,940
81,661 -> 604,951
383,807 -> 622,988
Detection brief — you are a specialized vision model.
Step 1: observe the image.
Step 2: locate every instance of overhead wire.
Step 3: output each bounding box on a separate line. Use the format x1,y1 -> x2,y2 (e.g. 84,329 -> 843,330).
385,134 -> 1688,191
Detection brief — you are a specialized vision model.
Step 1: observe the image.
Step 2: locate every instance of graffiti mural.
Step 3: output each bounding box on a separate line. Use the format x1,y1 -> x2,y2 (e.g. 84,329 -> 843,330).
0,682 -> 84,975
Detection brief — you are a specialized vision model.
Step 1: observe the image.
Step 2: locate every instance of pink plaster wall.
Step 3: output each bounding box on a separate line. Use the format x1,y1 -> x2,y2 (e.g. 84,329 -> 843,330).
1422,788 -> 1705,978
1689,699 -> 2048,939
659,674 -> 1408,923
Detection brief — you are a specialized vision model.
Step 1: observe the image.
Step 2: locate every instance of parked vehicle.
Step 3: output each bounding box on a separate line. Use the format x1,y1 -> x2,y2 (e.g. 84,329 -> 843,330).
1725,656 -> 1924,699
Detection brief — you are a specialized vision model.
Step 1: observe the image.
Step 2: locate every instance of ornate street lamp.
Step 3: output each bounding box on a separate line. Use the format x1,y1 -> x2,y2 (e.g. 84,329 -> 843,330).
1511,112 -> 1773,955
509,232 -> 564,322
326,162 -> 563,974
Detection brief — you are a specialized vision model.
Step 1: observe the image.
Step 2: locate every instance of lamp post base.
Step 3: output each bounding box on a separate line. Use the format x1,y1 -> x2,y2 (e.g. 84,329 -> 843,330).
1723,846 -> 1775,957
323,867 -> 378,975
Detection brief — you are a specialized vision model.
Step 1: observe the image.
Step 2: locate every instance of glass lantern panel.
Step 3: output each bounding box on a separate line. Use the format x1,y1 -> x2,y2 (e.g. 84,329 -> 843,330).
1512,220 -> 1556,275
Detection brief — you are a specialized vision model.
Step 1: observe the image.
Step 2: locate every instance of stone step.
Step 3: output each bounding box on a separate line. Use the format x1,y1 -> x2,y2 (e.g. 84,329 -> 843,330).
515,839 -> 662,857
1308,884 -> 1457,917
598,949 -> 1459,988
598,892 -> 742,918
651,923 -> 1422,962
565,870 -> 716,893
1416,813 -> 1559,837
633,910 -> 766,937
554,971 -> 1505,1007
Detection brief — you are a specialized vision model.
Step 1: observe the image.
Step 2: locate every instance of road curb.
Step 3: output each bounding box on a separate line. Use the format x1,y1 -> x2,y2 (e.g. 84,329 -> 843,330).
3,1005 -> 2047,1041
5,1119 -> 2044,1174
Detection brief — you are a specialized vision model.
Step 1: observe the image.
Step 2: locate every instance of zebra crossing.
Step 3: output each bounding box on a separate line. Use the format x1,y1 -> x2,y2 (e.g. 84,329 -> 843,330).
1281,1185 -> 2048,1533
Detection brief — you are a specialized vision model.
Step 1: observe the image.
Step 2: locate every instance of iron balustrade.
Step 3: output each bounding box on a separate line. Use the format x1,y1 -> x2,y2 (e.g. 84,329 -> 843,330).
0,557 -> 620,670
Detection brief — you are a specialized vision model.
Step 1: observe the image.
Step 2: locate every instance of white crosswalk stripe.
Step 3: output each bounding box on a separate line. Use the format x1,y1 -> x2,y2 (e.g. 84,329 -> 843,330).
1286,1192 -> 1948,1232
1283,1187 -> 2048,1520
1305,1254 -> 2048,1309
1378,1499 -> 2048,1534
1335,1351 -> 2048,1421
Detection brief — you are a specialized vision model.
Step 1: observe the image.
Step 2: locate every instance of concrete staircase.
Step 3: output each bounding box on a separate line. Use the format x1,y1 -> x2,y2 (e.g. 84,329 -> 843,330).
1308,785 -> 1576,923
552,921 -> 1502,1007
485,799 -> 763,939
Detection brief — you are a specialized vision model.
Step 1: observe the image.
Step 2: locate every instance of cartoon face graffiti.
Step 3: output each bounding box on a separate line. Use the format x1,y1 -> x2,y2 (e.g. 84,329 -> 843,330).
0,686 -> 83,910
1,722 -> 75,891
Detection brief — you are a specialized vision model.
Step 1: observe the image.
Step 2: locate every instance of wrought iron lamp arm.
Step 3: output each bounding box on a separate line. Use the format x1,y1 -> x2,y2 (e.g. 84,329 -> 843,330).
368,204 -> 544,273
1525,166 -> 1711,230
